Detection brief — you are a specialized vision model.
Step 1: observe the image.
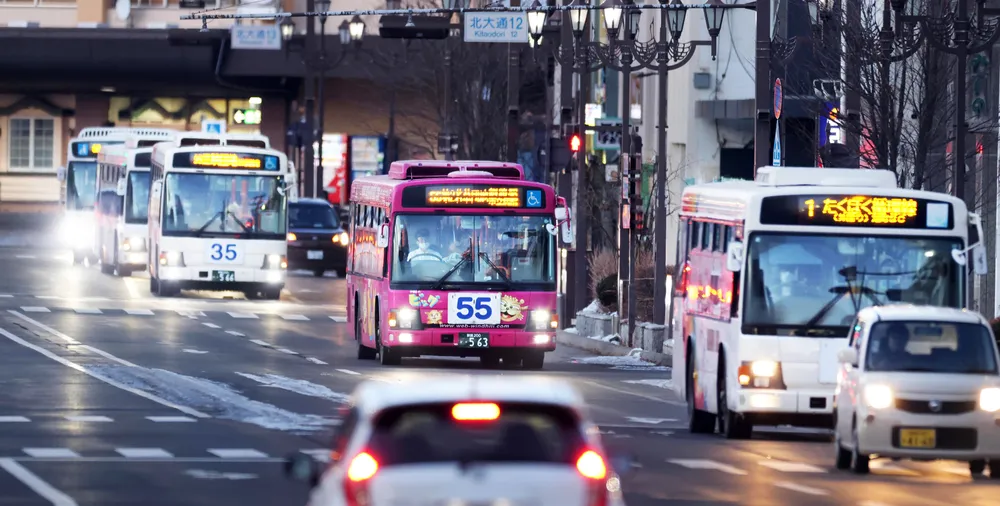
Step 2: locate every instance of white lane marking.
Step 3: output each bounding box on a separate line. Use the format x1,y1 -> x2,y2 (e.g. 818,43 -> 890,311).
0,326 -> 210,418
208,449 -> 268,459
225,330 -> 245,337
0,416 -> 30,422
11,457 -> 280,463
869,460 -> 921,476
306,357 -> 328,365
182,349 -> 208,354
277,348 -> 299,355
625,417 -> 676,424
23,448 -> 80,458
146,416 -> 197,423
758,460 -> 827,473
0,295 -> 12,298
582,379 -> 685,407
124,309 -> 154,316
651,431 -> 674,436
0,457 -> 79,506
329,316 -> 347,322
64,416 -> 113,422
79,345 -> 138,367
227,312 -> 259,319
184,469 -> 258,480
10,311 -> 80,344
202,323 -> 221,329
774,481 -> 828,496
72,308 -> 103,314
116,448 -> 173,458
15,255 -> 36,259
281,314 -> 309,321
335,369 -> 360,375
300,449 -> 331,462
20,307 -> 50,313
34,295 -> 58,299
249,339 -> 273,348
177,311 -> 205,318
122,277 -> 140,299
667,459 -> 748,475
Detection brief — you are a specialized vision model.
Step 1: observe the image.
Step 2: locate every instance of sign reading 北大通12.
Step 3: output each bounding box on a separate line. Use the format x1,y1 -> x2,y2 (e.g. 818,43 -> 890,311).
463,12 -> 528,43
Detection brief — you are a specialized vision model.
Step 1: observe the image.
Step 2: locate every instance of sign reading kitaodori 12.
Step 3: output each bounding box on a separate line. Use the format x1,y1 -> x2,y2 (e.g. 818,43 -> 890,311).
463,12 -> 528,43
426,186 -> 522,208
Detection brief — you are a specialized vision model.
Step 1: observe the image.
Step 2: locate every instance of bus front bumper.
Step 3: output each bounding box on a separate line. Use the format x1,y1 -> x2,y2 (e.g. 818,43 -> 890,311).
381,330 -> 556,356
158,266 -> 286,285
734,388 -> 835,428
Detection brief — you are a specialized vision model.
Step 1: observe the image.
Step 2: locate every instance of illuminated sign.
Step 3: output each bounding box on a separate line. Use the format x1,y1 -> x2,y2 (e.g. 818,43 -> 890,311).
172,152 -> 280,171
400,184 -> 546,209
232,108 -> 262,125
71,141 -> 123,158
760,195 -> 953,229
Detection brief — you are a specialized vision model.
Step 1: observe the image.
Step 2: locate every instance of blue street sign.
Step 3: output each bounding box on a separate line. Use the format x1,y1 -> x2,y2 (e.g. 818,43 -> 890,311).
772,124 -> 782,166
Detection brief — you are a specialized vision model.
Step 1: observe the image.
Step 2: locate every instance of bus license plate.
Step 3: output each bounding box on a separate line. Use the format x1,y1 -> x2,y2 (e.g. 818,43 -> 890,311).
899,428 -> 935,448
307,250 -> 323,260
458,333 -> 489,348
212,270 -> 235,282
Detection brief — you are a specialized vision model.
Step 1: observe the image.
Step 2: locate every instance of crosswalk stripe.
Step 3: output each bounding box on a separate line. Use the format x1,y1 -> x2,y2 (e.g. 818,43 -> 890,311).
146,416 -> 197,423
208,449 -> 268,458
73,308 -> 103,314
667,459 -> 748,475
20,307 -> 50,313
758,460 -> 826,473
281,314 -> 309,321
116,448 -> 173,458
330,316 -> 347,322
0,416 -> 29,422
228,312 -> 259,319
64,416 -> 113,422
774,481 -> 828,496
124,309 -> 154,315
23,448 -> 79,458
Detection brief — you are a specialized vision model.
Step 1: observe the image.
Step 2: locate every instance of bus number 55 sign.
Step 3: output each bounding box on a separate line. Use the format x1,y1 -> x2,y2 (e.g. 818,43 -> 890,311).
448,293 -> 501,325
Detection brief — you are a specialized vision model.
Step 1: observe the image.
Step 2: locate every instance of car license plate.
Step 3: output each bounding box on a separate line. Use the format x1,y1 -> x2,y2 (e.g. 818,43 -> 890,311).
212,270 -> 235,282
458,333 -> 489,348
899,428 -> 935,448
307,250 -> 323,260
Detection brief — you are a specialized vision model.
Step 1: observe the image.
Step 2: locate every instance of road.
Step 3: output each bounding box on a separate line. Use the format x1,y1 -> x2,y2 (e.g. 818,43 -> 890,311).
0,216 -> 996,505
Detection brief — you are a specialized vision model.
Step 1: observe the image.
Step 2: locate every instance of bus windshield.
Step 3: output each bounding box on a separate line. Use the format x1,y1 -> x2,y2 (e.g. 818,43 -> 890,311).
161,173 -> 287,238
67,161 -> 97,211
391,214 -> 556,288
125,171 -> 151,224
743,233 -> 964,335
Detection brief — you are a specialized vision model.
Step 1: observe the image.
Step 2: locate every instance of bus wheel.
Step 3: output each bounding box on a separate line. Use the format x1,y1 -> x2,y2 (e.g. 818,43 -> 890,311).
72,251 -> 85,265
355,308 -> 376,360
313,269 -> 325,277
157,281 -> 178,297
521,351 -> 545,370
686,348 -> 715,434
260,288 -> 282,300
149,277 -> 159,294
718,355 -> 752,439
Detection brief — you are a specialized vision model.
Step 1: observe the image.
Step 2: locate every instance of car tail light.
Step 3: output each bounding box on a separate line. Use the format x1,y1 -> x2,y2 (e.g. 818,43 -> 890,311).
577,450 -> 609,506
343,451 -> 378,506
451,402 -> 501,421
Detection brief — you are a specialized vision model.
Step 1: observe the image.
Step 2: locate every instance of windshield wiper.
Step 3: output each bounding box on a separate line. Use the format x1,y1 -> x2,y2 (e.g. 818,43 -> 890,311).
479,252 -> 512,284
226,210 -> 252,233
433,254 -> 472,290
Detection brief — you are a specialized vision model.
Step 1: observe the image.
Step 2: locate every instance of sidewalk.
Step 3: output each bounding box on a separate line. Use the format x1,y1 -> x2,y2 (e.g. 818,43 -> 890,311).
556,329 -> 672,367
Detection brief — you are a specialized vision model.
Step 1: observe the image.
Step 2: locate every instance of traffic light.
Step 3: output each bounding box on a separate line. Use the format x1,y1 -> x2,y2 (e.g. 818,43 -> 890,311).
569,132 -> 583,153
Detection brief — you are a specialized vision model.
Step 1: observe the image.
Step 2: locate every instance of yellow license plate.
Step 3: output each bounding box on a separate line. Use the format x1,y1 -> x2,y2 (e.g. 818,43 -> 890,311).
899,428 -> 936,448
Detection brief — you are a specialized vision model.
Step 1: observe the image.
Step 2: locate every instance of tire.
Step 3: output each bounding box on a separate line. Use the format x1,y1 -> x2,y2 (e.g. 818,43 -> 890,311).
263,288 -> 282,300
72,250 -> 85,265
850,422 -> 870,474
834,428 -> 851,470
149,276 -> 159,294
522,351 -> 545,370
988,460 -> 1000,479
313,269 -> 325,277
156,280 -> 178,297
717,355 -> 752,439
377,310 -> 400,366
355,302 -> 376,360
970,459 -> 986,475
686,346 -> 716,434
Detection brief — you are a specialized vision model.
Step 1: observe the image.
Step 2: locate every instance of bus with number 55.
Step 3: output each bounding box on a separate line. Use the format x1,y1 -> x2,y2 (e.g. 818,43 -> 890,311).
347,161 -> 573,369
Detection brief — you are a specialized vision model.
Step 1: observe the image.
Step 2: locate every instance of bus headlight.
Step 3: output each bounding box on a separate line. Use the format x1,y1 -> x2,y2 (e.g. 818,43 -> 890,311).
122,237 -> 145,252
738,360 -> 786,389
864,384 -> 894,410
388,307 -> 420,330
158,251 -> 184,267
263,254 -> 287,270
980,388 -> 1000,412
529,310 -> 558,331
61,214 -> 95,246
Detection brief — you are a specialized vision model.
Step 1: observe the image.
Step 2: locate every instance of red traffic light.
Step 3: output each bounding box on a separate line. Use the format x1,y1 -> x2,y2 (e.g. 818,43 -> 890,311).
569,134 -> 582,153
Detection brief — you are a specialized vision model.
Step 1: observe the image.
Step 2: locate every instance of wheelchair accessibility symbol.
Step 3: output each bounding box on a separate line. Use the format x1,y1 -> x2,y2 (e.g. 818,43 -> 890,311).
526,190 -> 542,208
264,156 -> 277,170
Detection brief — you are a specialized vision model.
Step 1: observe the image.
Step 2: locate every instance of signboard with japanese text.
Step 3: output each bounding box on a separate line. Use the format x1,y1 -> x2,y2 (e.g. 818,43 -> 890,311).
759,195 -> 954,229
319,134 -> 348,204
463,12 -> 528,43
230,25 -> 281,50
172,152 -> 281,171
400,184 -> 547,209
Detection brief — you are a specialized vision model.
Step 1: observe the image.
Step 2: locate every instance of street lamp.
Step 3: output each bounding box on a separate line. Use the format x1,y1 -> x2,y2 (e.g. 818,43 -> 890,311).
349,15 -> 366,43
568,0 -> 589,40
526,0 -> 548,46
601,0 -> 624,40
625,3 -> 641,39
703,0 -> 725,38
280,17 -> 295,43
315,0 -> 331,17
339,20 -> 351,45
665,0 -> 686,41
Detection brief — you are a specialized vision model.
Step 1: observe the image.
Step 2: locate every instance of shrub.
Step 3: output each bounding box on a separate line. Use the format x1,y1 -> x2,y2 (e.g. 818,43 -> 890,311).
632,248 -> 656,322
588,248 -> 618,301
596,274 -> 618,311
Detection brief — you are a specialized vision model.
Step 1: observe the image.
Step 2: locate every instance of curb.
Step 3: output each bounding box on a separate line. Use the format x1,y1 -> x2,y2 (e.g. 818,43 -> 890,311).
556,330 -> 672,366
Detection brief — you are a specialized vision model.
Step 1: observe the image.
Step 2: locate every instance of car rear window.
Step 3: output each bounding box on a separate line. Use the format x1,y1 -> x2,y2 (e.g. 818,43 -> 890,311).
367,402 -> 586,466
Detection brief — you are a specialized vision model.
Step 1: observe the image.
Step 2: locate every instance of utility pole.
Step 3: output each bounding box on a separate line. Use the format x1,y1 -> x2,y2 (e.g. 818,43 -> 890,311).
303,0 -> 317,198
752,0 -> 772,174
507,0 -> 522,163
573,13 -> 591,315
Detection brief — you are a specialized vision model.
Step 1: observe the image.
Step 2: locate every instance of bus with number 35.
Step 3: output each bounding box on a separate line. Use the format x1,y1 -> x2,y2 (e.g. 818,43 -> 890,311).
347,161 -> 573,369
671,166 -> 987,439
147,144 -> 291,299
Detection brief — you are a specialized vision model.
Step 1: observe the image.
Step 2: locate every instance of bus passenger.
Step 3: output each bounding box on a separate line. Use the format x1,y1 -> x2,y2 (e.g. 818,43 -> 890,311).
443,236 -> 470,265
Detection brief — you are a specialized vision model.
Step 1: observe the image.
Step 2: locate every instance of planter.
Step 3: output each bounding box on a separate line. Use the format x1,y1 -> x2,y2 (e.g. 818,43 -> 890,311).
575,310 -> 615,339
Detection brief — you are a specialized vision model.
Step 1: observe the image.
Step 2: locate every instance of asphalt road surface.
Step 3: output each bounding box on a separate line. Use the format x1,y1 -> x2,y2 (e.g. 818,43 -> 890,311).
0,217 -> 996,505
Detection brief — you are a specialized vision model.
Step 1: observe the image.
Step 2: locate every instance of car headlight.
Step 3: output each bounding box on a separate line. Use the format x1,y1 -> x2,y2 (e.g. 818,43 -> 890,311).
529,310 -> 558,330
158,251 -> 184,267
287,232 -> 297,242
388,307 -> 421,330
332,232 -> 349,245
980,388 -> 1000,412
263,254 -> 287,270
864,384 -> 894,409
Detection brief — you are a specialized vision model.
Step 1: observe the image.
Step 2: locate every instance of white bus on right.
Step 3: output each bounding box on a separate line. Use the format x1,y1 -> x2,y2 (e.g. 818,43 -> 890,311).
671,166 -> 988,439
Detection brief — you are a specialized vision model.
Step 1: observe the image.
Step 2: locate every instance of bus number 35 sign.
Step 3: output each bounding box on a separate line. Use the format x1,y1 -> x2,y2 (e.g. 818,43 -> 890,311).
447,293 -> 501,325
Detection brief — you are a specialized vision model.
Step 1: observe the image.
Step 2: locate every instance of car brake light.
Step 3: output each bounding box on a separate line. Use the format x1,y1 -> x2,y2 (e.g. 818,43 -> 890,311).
347,452 -> 379,482
451,402 -> 501,421
576,450 -> 607,480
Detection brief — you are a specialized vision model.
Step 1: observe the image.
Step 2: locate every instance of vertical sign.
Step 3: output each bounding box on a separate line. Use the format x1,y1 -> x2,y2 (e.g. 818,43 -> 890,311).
773,78 -> 783,167
772,124 -> 782,166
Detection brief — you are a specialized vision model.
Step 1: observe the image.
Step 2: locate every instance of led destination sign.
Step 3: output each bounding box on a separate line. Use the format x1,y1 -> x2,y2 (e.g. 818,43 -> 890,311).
760,195 -> 953,229
71,141 -> 123,158
400,184 -> 547,209
172,152 -> 280,170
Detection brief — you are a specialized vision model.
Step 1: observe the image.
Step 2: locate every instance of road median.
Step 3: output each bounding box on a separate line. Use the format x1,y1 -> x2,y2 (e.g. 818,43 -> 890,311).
556,329 -> 672,367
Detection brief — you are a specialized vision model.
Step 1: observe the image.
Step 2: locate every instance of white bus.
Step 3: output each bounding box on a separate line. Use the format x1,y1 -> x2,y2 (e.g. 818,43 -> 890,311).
58,127 -> 174,264
147,144 -> 290,299
671,166 -> 988,439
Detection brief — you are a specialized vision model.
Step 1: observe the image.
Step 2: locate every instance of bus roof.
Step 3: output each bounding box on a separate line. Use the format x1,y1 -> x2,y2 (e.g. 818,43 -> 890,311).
387,160 -> 524,180
98,144 -> 152,167
73,127 -> 175,142
680,167 -> 966,222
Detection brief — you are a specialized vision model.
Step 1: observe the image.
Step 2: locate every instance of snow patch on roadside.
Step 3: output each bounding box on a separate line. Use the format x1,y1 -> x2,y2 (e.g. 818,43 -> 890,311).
623,379 -> 674,389
88,365 -> 337,432
236,372 -> 350,403
573,354 -> 669,371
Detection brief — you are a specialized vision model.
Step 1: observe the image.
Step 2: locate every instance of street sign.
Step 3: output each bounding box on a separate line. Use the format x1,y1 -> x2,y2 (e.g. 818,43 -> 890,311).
230,25 -> 281,50
594,118 -> 622,151
463,12 -> 528,43
773,78 -> 783,119
201,120 -> 226,134
772,124 -> 782,166
232,108 -> 262,125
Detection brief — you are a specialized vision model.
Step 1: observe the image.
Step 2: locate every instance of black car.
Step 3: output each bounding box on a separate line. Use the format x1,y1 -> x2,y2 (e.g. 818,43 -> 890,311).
287,198 -> 348,277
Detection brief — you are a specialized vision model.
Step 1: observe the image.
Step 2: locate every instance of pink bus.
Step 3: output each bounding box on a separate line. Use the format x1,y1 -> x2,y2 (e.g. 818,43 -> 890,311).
346,160 -> 572,369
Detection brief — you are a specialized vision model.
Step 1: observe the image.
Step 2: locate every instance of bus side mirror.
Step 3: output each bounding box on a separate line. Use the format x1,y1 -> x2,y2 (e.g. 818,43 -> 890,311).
726,241 -> 744,272
553,206 -> 573,244
838,348 -> 858,366
115,179 -> 127,197
56,166 -> 66,182
376,223 -> 390,248
972,244 -> 988,276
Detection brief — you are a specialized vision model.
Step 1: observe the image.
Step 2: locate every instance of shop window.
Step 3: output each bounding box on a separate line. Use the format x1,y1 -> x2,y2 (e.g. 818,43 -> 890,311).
8,118 -> 55,171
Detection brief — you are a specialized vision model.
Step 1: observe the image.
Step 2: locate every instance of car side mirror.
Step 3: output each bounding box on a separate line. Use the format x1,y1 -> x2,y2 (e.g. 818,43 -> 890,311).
56,166 -> 66,182
376,223 -> 390,248
284,452 -> 321,487
554,206 -> 573,244
837,348 -> 858,366
972,244 -> 988,276
726,241 -> 744,272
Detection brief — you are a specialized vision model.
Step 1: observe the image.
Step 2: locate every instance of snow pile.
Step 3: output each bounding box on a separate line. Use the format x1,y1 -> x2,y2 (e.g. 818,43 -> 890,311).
236,373 -> 351,404
572,353 -> 669,371
88,365 -> 338,432
623,379 -> 674,389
